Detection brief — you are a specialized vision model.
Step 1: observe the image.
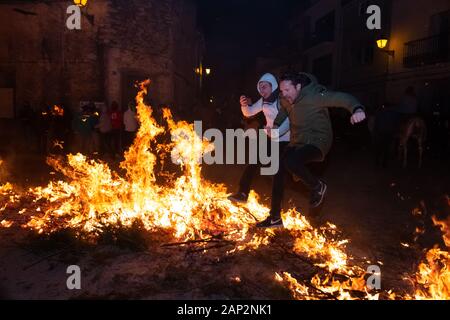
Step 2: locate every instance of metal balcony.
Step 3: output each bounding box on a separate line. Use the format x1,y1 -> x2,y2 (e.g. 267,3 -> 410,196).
404,33 -> 450,68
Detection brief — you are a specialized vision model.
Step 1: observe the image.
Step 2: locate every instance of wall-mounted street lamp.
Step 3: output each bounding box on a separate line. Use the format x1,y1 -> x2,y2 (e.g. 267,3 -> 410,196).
376,37 -> 395,104
194,65 -> 212,76
376,38 -> 395,57
74,0 -> 88,7
195,63 -> 211,92
376,38 -> 388,49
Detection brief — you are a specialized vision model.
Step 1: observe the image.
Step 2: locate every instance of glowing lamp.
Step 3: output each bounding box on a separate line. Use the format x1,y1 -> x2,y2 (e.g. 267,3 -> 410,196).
74,0 -> 88,7
376,38 -> 388,49
376,38 -> 395,57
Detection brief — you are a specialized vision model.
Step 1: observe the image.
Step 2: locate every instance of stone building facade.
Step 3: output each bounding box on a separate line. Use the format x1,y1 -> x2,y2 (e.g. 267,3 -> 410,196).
0,0 -> 204,117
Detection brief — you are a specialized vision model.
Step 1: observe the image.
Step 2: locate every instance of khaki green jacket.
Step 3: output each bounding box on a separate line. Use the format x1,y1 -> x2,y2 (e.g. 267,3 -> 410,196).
274,73 -> 363,158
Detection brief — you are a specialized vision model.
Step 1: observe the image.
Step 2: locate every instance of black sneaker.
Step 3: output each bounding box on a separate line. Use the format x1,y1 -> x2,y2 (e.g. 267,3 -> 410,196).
310,180 -> 327,208
256,216 -> 284,229
228,192 -> 248,204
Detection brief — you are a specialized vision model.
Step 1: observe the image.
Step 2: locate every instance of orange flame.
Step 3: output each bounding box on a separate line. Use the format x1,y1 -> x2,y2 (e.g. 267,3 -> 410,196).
411,216 -> 450,300
21,80 -> 268,241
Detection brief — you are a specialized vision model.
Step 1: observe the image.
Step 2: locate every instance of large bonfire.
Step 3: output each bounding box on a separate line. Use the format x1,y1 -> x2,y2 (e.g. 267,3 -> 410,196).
0,81 -> 448,300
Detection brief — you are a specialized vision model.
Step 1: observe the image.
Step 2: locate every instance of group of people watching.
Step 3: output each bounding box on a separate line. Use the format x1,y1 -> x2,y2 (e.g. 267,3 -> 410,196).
19,100 -> 139,158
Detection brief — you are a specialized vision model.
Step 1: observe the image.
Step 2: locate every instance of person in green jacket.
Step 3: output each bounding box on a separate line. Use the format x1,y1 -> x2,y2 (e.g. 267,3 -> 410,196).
257,71 -> 366,228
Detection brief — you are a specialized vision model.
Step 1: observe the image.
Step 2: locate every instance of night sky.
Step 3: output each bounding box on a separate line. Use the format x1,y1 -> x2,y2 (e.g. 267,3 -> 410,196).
196,0 -> 309,101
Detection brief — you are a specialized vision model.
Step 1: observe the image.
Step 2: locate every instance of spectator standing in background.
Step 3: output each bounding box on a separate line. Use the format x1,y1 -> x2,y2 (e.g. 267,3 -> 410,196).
110,101 -> 123,157
123,102 -> 139,151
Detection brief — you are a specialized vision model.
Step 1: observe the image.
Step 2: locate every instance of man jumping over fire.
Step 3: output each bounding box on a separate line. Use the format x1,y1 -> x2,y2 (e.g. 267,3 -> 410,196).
256,72 -> 366,228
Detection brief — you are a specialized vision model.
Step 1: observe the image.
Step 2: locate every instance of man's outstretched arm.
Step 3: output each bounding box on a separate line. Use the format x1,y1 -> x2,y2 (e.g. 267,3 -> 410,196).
317,90 -> 366,124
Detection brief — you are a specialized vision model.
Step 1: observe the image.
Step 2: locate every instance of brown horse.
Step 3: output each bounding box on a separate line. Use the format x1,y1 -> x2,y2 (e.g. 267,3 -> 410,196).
397,117 -> 427,168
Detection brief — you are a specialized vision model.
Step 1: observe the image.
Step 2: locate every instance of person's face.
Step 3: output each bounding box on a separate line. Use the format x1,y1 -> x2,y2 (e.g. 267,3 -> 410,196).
280,80 -> 302,104
258,81 -> 273,99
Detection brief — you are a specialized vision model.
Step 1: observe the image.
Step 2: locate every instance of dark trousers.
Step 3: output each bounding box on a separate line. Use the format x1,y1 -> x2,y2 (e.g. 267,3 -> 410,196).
111,129 -> 121,155
100,132 -> 112,156
270,144 -> 323,217
238,141 -> 289,202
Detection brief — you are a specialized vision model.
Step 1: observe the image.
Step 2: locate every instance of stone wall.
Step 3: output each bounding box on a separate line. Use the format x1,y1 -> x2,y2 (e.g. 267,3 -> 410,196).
0,0 -> 204,115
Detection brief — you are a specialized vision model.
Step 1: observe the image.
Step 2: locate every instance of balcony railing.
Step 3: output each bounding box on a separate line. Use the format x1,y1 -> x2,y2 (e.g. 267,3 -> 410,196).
404,33 -> 450,68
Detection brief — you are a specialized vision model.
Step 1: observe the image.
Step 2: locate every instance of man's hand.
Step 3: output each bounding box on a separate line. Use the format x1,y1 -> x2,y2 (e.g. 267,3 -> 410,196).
350,109 -> 366,125
240,95 -> 252,108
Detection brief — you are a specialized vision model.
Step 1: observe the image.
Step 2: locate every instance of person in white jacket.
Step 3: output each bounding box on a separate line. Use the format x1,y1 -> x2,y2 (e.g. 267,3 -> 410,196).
228,73 -> 290,227
123,102 -> 139,150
